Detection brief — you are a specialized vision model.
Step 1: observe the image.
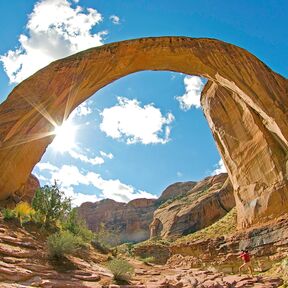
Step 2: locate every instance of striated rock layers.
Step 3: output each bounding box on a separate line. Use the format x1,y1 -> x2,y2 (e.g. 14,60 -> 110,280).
78,174 -> 234,243
78,198 -> 157,243
150,173 -> 235,239
169,213 -> 288,275
0,37 -> 287,228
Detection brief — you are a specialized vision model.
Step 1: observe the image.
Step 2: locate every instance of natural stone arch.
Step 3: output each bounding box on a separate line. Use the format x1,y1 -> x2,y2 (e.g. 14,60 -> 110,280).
0,37 -> 287,228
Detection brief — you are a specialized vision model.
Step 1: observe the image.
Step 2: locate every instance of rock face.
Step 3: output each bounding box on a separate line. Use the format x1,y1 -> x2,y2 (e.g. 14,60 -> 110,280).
0,174 -> 39,208
78,198 -> 157,243
0,216 -> 112,287
0,37 -> 287,228
169,213 -> 288,275
150,173 -> 235,239
15,174 -> 40,203
78,174 -> 235,243
158,181 -> 196,203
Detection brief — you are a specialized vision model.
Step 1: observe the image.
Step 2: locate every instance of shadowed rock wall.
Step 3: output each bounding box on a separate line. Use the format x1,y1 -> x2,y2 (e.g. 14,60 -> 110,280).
0,37 -> 287,228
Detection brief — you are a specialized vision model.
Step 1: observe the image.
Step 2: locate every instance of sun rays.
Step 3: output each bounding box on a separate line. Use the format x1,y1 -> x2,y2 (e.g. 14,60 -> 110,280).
51,120 -> 78,153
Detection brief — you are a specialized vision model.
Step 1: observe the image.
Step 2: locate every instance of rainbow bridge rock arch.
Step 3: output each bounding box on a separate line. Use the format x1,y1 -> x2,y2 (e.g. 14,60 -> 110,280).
0,37 -> 287,228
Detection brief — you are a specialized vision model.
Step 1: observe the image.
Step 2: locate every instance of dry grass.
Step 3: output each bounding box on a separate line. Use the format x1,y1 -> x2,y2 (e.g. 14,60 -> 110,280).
175,208 -> 237,244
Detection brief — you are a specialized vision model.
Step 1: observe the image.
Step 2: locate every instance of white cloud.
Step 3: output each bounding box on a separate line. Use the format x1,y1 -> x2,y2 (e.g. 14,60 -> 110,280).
176,75 -> 205,110
109,15 -> 120,24
212,159 -> 227,175
1,0 -> 106,83
100,97 -> 175,144
71,101 -> 93,118
59,186 -> 100,207
36,162 -> 59,171
34,163 -> 157,204
68,150 -> 104,165
100,151 -> 114,159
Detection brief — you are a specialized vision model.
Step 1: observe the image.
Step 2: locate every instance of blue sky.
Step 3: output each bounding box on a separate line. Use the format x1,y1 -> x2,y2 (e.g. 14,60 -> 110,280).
0,0 -> 287,205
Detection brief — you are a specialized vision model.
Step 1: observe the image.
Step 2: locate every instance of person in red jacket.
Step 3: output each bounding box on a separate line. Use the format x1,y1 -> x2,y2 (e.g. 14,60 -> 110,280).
239,249 -> 253,276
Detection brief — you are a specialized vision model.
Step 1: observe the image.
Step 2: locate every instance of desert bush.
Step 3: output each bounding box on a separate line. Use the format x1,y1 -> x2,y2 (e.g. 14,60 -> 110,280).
140,256 -> 156,265
47,230 -> 84,259
14,202 -> 35,225
32,182 -> 71,227
63,208 -> 94,242
2,208 -> 16,220
107,258 -> 134,283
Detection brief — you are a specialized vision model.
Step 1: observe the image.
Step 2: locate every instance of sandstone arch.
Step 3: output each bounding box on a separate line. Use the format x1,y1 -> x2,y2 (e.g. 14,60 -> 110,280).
0,37 -> 287,228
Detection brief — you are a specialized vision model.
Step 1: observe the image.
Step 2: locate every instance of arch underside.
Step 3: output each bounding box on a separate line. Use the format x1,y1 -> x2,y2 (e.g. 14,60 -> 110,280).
0,37 -> 287,228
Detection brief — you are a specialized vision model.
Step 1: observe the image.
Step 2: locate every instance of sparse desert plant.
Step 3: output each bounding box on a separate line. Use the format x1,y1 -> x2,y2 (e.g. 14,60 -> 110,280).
14,202 -> 35,225
47,230 -> 84,259
140,256 -> 156,265
62,208 -> 94,242
107,258 -> 134,283
2,208 -> 16,220
32,182 -> 71,228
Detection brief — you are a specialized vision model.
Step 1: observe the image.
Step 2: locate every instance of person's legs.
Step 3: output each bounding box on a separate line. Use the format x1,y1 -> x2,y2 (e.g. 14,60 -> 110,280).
247,262 -> 253,276
239,263 -> 246,275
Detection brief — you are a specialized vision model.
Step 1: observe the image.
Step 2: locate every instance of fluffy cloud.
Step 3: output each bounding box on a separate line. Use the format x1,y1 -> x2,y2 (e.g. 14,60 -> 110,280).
212,159 -> 227,175
100,97 -> 174,144
34,162 -> 156,205
109,15 -> 120,24
176,75 -> 205,110
1,0 -> 106,83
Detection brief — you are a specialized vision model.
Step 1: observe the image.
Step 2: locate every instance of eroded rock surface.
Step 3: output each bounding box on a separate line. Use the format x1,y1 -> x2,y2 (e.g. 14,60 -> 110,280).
170,213 -> 288,274
78,198 -> 157,243
151,173 -> 235,239
78,174 -> 234,244
0,217 -> 112,287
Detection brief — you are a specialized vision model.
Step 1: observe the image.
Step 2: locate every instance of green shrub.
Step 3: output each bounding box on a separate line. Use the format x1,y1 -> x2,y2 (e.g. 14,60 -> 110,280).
63,208 -> 94,242
2,208 -> 16,220
107,258 -> 134,283
32,182 -> 72,228
47,231 -> 84,259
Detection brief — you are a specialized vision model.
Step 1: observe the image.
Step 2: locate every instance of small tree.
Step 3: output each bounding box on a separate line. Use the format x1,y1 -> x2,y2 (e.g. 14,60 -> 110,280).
32,182 -> 71,227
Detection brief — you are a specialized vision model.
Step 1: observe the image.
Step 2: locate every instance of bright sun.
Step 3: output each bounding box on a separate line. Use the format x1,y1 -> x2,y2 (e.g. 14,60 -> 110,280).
51,121 -> 77,153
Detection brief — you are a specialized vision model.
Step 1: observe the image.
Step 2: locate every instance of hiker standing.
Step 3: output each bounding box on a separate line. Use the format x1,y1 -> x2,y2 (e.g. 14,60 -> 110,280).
239,249 -> 253,276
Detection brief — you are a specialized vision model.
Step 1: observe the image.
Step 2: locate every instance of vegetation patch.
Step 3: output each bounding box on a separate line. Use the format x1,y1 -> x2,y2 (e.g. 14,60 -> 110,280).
107,258 -> 134,284
175,207 -> 237,243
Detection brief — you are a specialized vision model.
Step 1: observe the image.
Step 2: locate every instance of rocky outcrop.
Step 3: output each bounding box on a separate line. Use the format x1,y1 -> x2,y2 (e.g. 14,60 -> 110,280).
169,213 -> 288,274
0,174 -> 39,208
202,82 -> 288,229
78,198 -> 157,243
0,216 -> 113,287
158,181 -> 196,203
150,173 -> 235,239
78,174 -> 235,244
0,37 -> 287,228
15,174 -> 40,203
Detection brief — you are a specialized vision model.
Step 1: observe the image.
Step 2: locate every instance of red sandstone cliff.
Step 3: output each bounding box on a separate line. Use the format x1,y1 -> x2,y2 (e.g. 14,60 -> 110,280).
78,174 -> 235,243
150,173 -> 235,239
